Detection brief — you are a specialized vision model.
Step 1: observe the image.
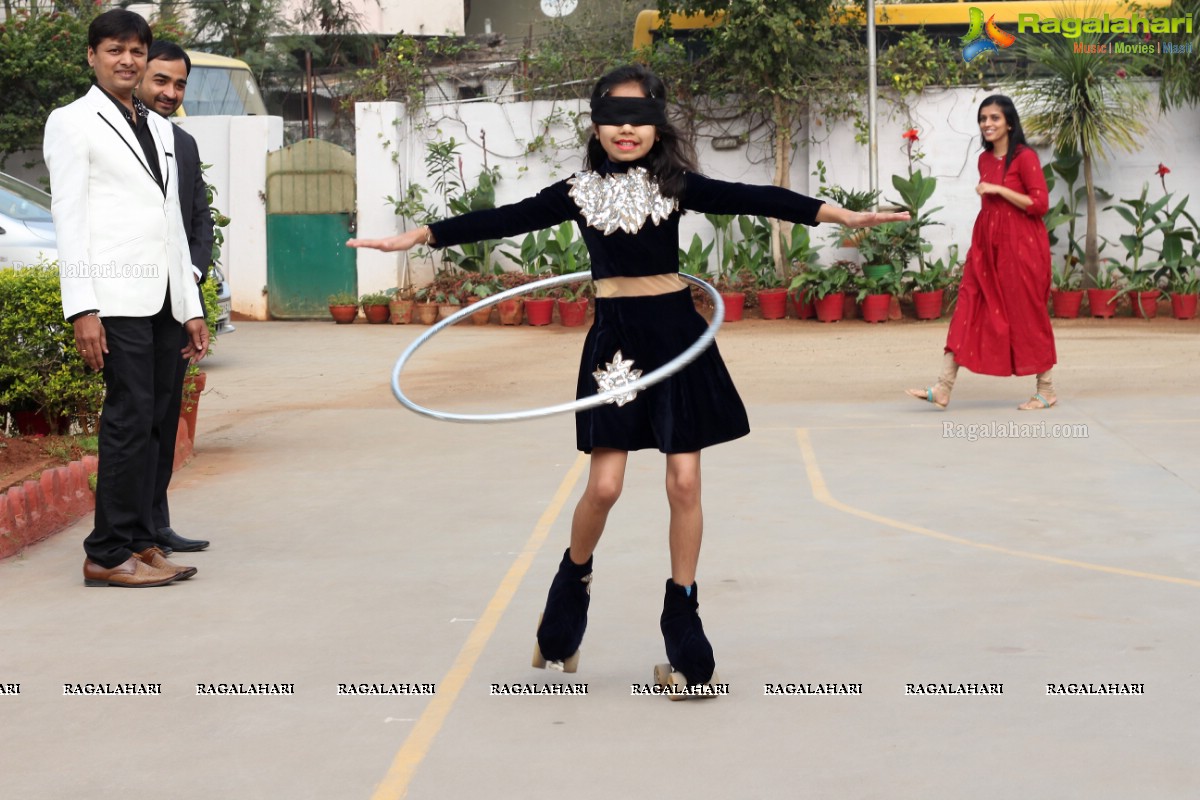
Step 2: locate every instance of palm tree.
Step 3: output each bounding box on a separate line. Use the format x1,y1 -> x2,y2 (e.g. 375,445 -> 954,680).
1013,22 -> 1150,285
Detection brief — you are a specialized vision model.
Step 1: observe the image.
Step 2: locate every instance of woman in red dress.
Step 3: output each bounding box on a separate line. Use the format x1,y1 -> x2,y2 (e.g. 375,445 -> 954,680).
908,94 -> 1057,410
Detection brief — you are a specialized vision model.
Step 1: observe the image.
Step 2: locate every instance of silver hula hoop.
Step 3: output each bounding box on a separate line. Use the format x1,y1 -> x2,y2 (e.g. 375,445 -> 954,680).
391,271 -> 725,423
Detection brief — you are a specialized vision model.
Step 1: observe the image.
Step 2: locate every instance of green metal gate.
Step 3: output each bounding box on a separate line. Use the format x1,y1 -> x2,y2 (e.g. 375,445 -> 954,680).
265,139 -> 356,318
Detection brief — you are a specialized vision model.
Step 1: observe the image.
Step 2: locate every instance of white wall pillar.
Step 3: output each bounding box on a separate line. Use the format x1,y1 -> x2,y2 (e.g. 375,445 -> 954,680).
354,102 -> 408,294
180,115 -> 283,321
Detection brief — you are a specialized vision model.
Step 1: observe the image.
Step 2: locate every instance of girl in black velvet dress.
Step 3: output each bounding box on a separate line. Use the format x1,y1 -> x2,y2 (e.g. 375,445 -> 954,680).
350,65 -> 907,690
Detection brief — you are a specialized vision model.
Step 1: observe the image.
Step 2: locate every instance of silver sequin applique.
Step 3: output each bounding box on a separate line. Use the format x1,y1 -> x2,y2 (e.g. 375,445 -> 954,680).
593,350 -> 643,407
568,168 -> 677,235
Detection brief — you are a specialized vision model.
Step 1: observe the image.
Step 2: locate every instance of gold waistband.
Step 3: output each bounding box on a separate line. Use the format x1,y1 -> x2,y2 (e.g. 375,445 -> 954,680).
593,274 -> 688,298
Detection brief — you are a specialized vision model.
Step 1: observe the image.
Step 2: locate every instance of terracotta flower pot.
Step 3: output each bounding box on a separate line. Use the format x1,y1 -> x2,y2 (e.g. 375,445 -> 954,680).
1086,288 -> 1117,318
466,297 -> 492,325
912,289 -> 945,320
814,292 -> 845,323
180,372 -> 206,443
1130,289 -> 1161,319
389,298 -> 414,324
1051,289 -> 1083,319
12,410 -> 72,436
363,303 -> 390,324
414,302 -> 439,325
841,293 -> 858,320
437,303 -> 460,321
557,298 -> 589,327
720,292 -> 745,322
525,297 -> 555,326
328,304 -> 358,324
859,293 -> 890,323
757,288 -> 787,320
789,289 -> 814,319
1171,293 -> 1198,320
497,298 -> 524,326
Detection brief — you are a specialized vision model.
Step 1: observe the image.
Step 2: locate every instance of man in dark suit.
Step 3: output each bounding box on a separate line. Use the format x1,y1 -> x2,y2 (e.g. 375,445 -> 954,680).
136,41 -> 215,555
45,10 -> 208,587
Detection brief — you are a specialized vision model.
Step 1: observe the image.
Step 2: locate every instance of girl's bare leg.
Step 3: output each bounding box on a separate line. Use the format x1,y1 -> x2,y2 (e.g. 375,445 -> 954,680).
568,448 -> 628,564
665,451 -> 703,586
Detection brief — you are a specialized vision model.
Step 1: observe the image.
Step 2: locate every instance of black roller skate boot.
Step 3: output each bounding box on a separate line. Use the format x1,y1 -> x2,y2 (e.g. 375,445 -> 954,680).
532,548 -> 592,672
655,579 -> 718,698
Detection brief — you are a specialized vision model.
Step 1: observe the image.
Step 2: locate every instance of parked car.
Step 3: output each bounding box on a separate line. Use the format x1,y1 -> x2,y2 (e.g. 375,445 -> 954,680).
0,171 -> 234,334
0,171 -> 55,269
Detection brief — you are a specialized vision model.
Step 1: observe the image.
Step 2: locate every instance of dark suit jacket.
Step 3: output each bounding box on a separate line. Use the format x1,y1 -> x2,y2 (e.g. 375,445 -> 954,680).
171,123 -> 215,283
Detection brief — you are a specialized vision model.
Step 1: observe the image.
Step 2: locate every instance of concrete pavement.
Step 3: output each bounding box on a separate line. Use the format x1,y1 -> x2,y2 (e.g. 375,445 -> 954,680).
2,316 -> 1198,799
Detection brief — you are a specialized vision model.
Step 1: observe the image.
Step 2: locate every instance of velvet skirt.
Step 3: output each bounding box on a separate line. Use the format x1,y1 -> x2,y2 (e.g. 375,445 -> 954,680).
575,288 -> 750,454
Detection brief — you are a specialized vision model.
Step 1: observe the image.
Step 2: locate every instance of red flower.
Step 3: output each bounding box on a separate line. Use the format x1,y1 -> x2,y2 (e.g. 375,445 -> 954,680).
1156,163 -> 1171,177
1116,68 -> 1128,78
902,128 -> 919,142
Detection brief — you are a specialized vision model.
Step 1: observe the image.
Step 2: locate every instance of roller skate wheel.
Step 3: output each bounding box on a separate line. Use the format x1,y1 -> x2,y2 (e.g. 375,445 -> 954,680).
532,614 -> 581,672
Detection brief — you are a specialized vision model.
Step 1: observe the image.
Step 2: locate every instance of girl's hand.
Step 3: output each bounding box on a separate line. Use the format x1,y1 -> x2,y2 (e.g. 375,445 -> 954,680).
841,210 -> 911,228
976,182 -> 1003,196
347,226 -> 432,252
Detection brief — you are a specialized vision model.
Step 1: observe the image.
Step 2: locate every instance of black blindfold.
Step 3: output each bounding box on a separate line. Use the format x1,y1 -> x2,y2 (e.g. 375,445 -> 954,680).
590,96 -> 668,127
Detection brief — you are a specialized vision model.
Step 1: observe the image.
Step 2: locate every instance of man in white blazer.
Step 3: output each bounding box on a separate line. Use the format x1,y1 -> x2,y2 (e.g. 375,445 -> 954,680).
44,9 -> 209,588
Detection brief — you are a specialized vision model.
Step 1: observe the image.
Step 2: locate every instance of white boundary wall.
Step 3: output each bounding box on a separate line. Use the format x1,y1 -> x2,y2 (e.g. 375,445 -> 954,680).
353,83 -> 1200,297
179,116 -> 284,321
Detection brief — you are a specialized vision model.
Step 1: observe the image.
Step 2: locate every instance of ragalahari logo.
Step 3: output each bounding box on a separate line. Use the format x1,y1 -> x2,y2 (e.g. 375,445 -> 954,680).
962,7 -> 1016,61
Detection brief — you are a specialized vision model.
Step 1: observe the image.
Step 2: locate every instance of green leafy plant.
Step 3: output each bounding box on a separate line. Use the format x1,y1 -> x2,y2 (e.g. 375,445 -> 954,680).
856,222 -> 923,271
730,215 -> 773,289
678,233 -> 715,277
855,270 -> 903,302
328,291 -> 358,306
789,263 -> 854,301
0,263 -> 105,434
359,292 -> 390,306
906,248 -> 960,294
1052,261 -> 1083,292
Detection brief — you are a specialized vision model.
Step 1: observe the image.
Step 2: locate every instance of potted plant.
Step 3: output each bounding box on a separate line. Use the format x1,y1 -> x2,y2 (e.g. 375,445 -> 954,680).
412,286 -> 440,325
462,277 -> 499,325
327,291 -> 358,324
494,272 -> 529,326
388,286 -> 416,325
679,233 -> 716,312
905,249 -> 957,320
1086,265 -> 1120,318
1050,260 -> 1084,319
789,263 -> 854,323
556,282 -> 591,327
1113,263 -> 1164,319
856,270 -> 903,323
360,292 -> 391,324
1166,264 -> 1199,320
857,220 -> 923,280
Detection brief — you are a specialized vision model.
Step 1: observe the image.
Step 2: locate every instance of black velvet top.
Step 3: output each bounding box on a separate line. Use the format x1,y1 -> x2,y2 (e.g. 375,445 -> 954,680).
427,160 -> 825,280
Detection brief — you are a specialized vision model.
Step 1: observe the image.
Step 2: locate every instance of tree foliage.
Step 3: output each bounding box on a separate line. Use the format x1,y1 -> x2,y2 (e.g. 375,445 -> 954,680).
0,9 -> 91,166
1013,28 -> 1150,283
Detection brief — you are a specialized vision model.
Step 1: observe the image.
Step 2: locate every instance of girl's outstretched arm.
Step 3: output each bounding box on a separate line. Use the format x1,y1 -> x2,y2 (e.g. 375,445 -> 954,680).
347,225 -> 433,252
817,207 -> 911,228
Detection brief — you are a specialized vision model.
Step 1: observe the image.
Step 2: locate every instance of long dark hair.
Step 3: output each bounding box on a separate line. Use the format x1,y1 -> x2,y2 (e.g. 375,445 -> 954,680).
584,64 -> 698,199
977,94 -> 1028,174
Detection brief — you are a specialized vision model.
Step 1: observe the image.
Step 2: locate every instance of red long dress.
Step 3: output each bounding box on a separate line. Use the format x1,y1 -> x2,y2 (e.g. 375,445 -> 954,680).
945,146 -> 1056,376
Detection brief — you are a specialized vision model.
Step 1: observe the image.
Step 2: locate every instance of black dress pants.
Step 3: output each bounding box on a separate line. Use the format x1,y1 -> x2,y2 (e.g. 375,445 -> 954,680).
152,328 -> 188,532
84,293 -> 184,568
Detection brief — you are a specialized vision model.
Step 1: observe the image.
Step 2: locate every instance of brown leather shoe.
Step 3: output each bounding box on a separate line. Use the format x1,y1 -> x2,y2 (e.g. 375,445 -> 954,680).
83,555 -> 181,587
136,547 -> 197,581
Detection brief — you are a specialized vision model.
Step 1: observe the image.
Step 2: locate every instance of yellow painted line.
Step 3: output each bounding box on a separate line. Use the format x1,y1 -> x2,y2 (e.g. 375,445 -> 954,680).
795,428 -> 1200,589
370,453 -> 588,800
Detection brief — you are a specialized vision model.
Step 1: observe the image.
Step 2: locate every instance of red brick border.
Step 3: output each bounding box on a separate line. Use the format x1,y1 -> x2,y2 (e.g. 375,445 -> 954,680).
1,419 -> 194,561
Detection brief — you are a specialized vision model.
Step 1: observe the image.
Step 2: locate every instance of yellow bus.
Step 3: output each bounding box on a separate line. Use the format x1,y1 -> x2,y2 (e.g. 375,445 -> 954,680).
177,51 -> 268,117
632,1 -> 1176,50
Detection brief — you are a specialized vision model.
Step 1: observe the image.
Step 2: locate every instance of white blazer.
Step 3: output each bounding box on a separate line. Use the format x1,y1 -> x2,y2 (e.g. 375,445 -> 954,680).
43,85 -> 203,324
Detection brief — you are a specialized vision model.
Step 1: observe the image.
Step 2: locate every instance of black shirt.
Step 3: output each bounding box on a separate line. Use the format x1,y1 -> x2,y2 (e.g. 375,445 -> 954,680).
428,160 -> 824,280
97,84 -> 164,191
